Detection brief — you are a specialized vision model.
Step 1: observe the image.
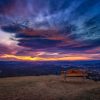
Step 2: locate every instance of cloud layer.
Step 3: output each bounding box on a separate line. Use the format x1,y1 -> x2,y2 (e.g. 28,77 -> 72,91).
0,0 -> 100,61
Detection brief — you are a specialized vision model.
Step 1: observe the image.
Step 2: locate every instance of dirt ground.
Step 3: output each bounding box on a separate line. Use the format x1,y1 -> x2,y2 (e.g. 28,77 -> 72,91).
0,75 -> 100,100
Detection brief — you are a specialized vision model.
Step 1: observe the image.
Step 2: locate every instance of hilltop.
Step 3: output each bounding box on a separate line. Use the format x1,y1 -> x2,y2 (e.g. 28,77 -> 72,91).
0,75 -> 100,100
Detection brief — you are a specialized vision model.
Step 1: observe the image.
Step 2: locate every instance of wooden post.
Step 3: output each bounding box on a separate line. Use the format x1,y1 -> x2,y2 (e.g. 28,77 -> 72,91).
61,71 -> 67,82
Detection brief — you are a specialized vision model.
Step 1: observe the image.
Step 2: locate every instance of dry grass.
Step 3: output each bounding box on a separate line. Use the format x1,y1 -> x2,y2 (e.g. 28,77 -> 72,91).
0,75 -> 100,100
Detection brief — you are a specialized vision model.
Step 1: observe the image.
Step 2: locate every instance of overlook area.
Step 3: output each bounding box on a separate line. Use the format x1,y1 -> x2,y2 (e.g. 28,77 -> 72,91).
0,75 -> 100,100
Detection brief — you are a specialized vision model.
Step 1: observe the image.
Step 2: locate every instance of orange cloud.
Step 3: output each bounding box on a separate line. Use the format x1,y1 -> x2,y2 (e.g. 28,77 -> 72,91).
0,54 -> 91,61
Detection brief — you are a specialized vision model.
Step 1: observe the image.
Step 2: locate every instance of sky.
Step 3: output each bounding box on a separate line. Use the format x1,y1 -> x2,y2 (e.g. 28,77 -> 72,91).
0,0 -> 100,61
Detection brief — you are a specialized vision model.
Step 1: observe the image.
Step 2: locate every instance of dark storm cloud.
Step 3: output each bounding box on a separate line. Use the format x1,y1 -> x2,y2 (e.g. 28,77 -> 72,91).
1,25 -> 21,33
60,39 -> 100,51
18,38 -> 62,49
0,0 -> 15,14
15,33 -> 45,39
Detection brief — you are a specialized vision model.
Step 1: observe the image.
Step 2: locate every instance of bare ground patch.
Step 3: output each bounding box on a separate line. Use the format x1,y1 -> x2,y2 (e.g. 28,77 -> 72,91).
0,76 -> 100,100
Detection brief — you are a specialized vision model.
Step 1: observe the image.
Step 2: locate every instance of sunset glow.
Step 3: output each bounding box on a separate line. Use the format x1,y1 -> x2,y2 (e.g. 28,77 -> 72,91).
0,54 -> 93,61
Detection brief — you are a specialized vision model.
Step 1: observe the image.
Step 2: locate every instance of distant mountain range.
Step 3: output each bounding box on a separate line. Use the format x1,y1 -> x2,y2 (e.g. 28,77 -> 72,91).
0,60 -> 100,77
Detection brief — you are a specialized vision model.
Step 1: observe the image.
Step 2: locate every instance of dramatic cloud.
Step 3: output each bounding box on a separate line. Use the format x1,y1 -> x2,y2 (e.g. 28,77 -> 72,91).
0,0 -> 100,61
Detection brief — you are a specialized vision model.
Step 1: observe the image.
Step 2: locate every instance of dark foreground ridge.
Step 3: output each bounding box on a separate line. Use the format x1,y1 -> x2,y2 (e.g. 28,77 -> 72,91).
0,76 -> 100,100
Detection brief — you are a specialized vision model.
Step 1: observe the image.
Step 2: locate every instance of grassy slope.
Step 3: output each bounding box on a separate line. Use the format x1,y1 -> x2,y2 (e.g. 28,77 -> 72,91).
0,75 -> 100,100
